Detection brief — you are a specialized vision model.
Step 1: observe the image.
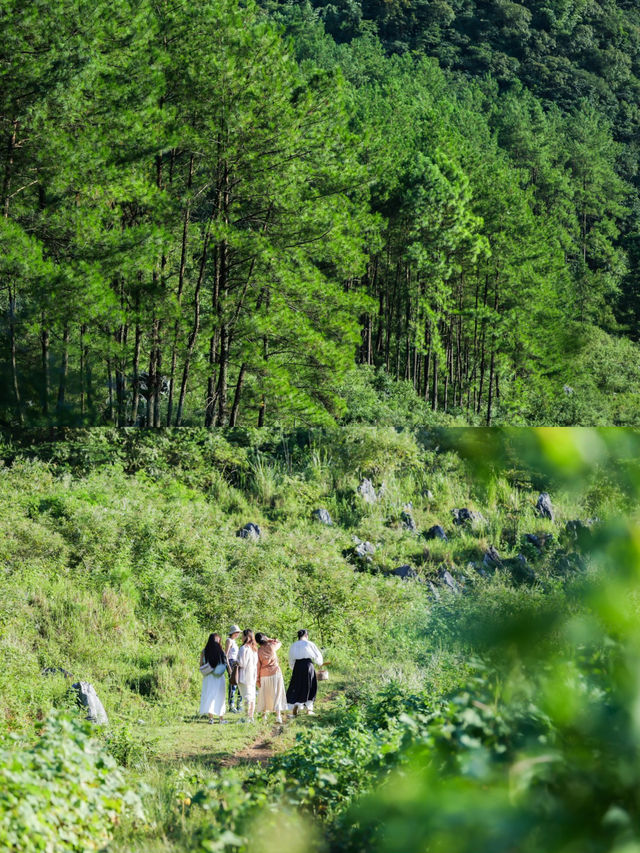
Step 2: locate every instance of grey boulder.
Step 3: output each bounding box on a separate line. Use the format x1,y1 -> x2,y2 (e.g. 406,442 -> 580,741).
483,545 -> 502,569
535,493 -> 554,521
424,525 -> 447,542
236,523 -> 261,540
357,478 -> 378,504
391,564 -> 418,580
524,532 -> 554,551
439,568 -> 460,593
353,538 -> 376,560
344,536 -> 376,567
71,681 -> 108,725
452,508 -> 485,526
400,509 -> 417,532
312,508 -> 333,526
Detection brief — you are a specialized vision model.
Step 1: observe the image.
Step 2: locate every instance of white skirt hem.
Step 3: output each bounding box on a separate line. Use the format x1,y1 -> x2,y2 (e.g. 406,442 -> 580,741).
199,673 -> 227,716
256,672 -> 287,713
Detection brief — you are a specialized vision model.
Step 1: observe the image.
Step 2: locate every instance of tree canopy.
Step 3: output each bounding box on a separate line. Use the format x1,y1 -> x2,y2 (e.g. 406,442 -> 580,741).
1,0 -> 639,426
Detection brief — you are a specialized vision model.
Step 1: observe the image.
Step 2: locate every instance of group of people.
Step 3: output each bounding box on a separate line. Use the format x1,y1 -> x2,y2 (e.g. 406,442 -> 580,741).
199,625 -> 324,724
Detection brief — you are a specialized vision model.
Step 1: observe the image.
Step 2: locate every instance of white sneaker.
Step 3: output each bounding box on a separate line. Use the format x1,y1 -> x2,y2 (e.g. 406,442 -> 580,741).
307,710 -> 316,716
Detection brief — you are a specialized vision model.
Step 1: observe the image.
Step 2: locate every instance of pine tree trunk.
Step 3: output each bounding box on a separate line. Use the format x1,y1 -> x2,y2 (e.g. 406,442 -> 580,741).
470,276 -> 480,414
432,351 -> 438,412
176,221 -> 211,426
385,262 -> 400,372
79,325 -> 85,417
153,346 -> 162,427
4,126 -> 22,423
217,325 -> 229,426
115,323 -> 128,426
86,343 -> 93,413
56,325 -> 70,413
486,348 -> 496,426
167,154 -> 193,426
41,322 -> 49,417
107,357 -> 114,423
8,284 -> 23,424
130,318 -> 141,425
486,278 -> 500,426
229,362 -> 247,426
147,318 -> 158,428
423,325 -> 431,402
476,274 -> 490,414
2,120 -> 17,219
205,333 -> 219,427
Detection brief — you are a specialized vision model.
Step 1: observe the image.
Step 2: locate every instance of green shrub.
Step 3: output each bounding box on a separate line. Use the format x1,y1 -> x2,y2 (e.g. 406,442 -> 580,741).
0,711 -> 145,851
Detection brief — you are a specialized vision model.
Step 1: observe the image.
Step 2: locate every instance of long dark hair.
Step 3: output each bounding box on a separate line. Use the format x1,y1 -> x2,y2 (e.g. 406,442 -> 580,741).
242,629 -> 258,652
203,633 -> 226,667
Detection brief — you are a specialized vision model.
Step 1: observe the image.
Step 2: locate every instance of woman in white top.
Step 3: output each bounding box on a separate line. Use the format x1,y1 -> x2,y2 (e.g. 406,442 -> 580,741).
286,629 -> 323,716
236,629 -> 259,723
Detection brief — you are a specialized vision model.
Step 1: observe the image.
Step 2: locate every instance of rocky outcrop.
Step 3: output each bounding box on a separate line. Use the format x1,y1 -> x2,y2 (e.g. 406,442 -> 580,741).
357,478 -> 378,504
71,681 -> 108,725
236,523 -> 261,540
439,568 -> 460,593
312,508 -> 333,526
483,545 -> 502,570
424,525 -> 447,542
391,564 -> 418,580
452,508 -> 485,526
535,493 -> 554,521
344,536 -> 376,568
400,506 -> 417,531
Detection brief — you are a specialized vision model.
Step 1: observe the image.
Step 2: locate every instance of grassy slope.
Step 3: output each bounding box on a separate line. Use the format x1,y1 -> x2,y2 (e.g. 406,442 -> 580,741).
0,428 -> 610,729
1,427 -> 632,850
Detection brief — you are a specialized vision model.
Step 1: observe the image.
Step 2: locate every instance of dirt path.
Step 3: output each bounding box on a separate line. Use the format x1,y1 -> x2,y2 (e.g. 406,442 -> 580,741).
156,685 -> 340,772
219,723 -> 284,767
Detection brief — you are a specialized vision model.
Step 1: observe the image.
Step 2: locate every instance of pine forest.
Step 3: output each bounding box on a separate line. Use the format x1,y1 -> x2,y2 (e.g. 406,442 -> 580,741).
2,0 -> 640,428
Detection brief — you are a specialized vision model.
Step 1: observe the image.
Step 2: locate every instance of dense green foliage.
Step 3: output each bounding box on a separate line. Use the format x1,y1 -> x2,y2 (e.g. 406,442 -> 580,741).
2,0 -> 640,427
0,712 -> 144,851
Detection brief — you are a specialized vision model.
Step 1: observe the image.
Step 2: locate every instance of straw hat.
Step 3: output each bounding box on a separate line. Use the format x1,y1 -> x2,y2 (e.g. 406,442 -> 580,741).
228,624 -> 241,635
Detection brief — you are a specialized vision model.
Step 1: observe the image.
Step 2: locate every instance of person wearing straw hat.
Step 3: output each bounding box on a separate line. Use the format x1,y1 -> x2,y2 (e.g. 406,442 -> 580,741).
225,624 -> 242,713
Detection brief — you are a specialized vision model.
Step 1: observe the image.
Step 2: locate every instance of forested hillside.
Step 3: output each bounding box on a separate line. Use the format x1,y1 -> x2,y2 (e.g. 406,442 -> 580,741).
2,0 -> 640,428
1,427 -> 640,851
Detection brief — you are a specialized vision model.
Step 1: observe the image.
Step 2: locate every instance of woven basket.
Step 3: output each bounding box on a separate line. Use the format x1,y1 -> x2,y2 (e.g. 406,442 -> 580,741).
317,668 -> 329,682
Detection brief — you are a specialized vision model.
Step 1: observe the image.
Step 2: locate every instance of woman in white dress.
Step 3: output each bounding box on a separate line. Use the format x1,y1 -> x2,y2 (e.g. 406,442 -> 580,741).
199,633 -> 229,724
236,629 -> 259,723
286,629 -> 323,716
255,633 -> 287,724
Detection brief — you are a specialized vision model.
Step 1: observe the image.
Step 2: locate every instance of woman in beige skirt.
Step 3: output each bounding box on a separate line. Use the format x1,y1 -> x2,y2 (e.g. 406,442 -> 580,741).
255,633 -> 287,724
